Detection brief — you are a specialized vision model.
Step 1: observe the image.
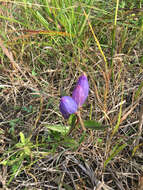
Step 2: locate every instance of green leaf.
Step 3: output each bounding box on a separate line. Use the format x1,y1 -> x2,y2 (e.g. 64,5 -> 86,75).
8,160 -> 22,185
45,125 -> 70,135
24,146 -> 31,155
63,136 -> 79,149
68,114 -> 77,127
9,119 -> 19,128
15,142 -> 23,148
78,132 -> 86,144
1,160 -> 8,166
134,81 -> 143,100
20,132 -> 26,144
84,120 -> 109,130
32,69 -> 37,76
22,105 -> 33,113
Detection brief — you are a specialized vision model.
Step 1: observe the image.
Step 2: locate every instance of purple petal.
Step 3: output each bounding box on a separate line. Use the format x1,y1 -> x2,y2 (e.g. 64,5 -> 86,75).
72,74 -> 89,107
59,96 -> 78,119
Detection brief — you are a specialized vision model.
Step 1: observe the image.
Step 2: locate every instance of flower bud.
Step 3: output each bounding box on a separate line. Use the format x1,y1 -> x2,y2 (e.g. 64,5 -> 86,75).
72,74 -> 89,107
59,96 -> 78,119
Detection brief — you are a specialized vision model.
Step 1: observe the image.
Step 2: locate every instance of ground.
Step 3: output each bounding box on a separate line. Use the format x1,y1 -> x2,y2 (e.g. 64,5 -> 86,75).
0,1 -> 143,190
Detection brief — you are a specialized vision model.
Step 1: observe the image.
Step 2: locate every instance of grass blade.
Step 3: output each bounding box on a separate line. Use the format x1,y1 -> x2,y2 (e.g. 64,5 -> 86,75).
104,143 -> 126,168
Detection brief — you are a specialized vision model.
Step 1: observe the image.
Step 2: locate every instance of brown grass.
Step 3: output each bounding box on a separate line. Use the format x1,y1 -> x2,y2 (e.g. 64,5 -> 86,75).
0,1 -> 143,190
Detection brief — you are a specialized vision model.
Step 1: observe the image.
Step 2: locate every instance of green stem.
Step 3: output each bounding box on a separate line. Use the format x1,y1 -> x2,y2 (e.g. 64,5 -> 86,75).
76,111 -> 86,131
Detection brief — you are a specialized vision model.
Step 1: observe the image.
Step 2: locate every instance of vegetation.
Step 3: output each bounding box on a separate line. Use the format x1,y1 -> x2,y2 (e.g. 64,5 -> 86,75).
0,0 -> 143,189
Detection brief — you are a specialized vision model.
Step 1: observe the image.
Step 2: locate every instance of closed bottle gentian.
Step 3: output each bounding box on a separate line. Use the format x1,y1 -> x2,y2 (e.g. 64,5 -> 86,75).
59,96 -> 78,119
72,74 -> 89,107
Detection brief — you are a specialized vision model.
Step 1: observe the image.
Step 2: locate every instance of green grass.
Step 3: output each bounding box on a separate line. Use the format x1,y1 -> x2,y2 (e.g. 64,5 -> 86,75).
0,0 -> 143,189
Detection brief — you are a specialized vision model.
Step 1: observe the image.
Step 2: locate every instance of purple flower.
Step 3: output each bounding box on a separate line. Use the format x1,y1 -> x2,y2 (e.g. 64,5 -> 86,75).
59,96 -> 78,119
72,74 -> 89,107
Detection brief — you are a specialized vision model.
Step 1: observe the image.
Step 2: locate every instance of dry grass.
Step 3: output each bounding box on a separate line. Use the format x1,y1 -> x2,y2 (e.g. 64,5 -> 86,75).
0,1 -> 143,190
